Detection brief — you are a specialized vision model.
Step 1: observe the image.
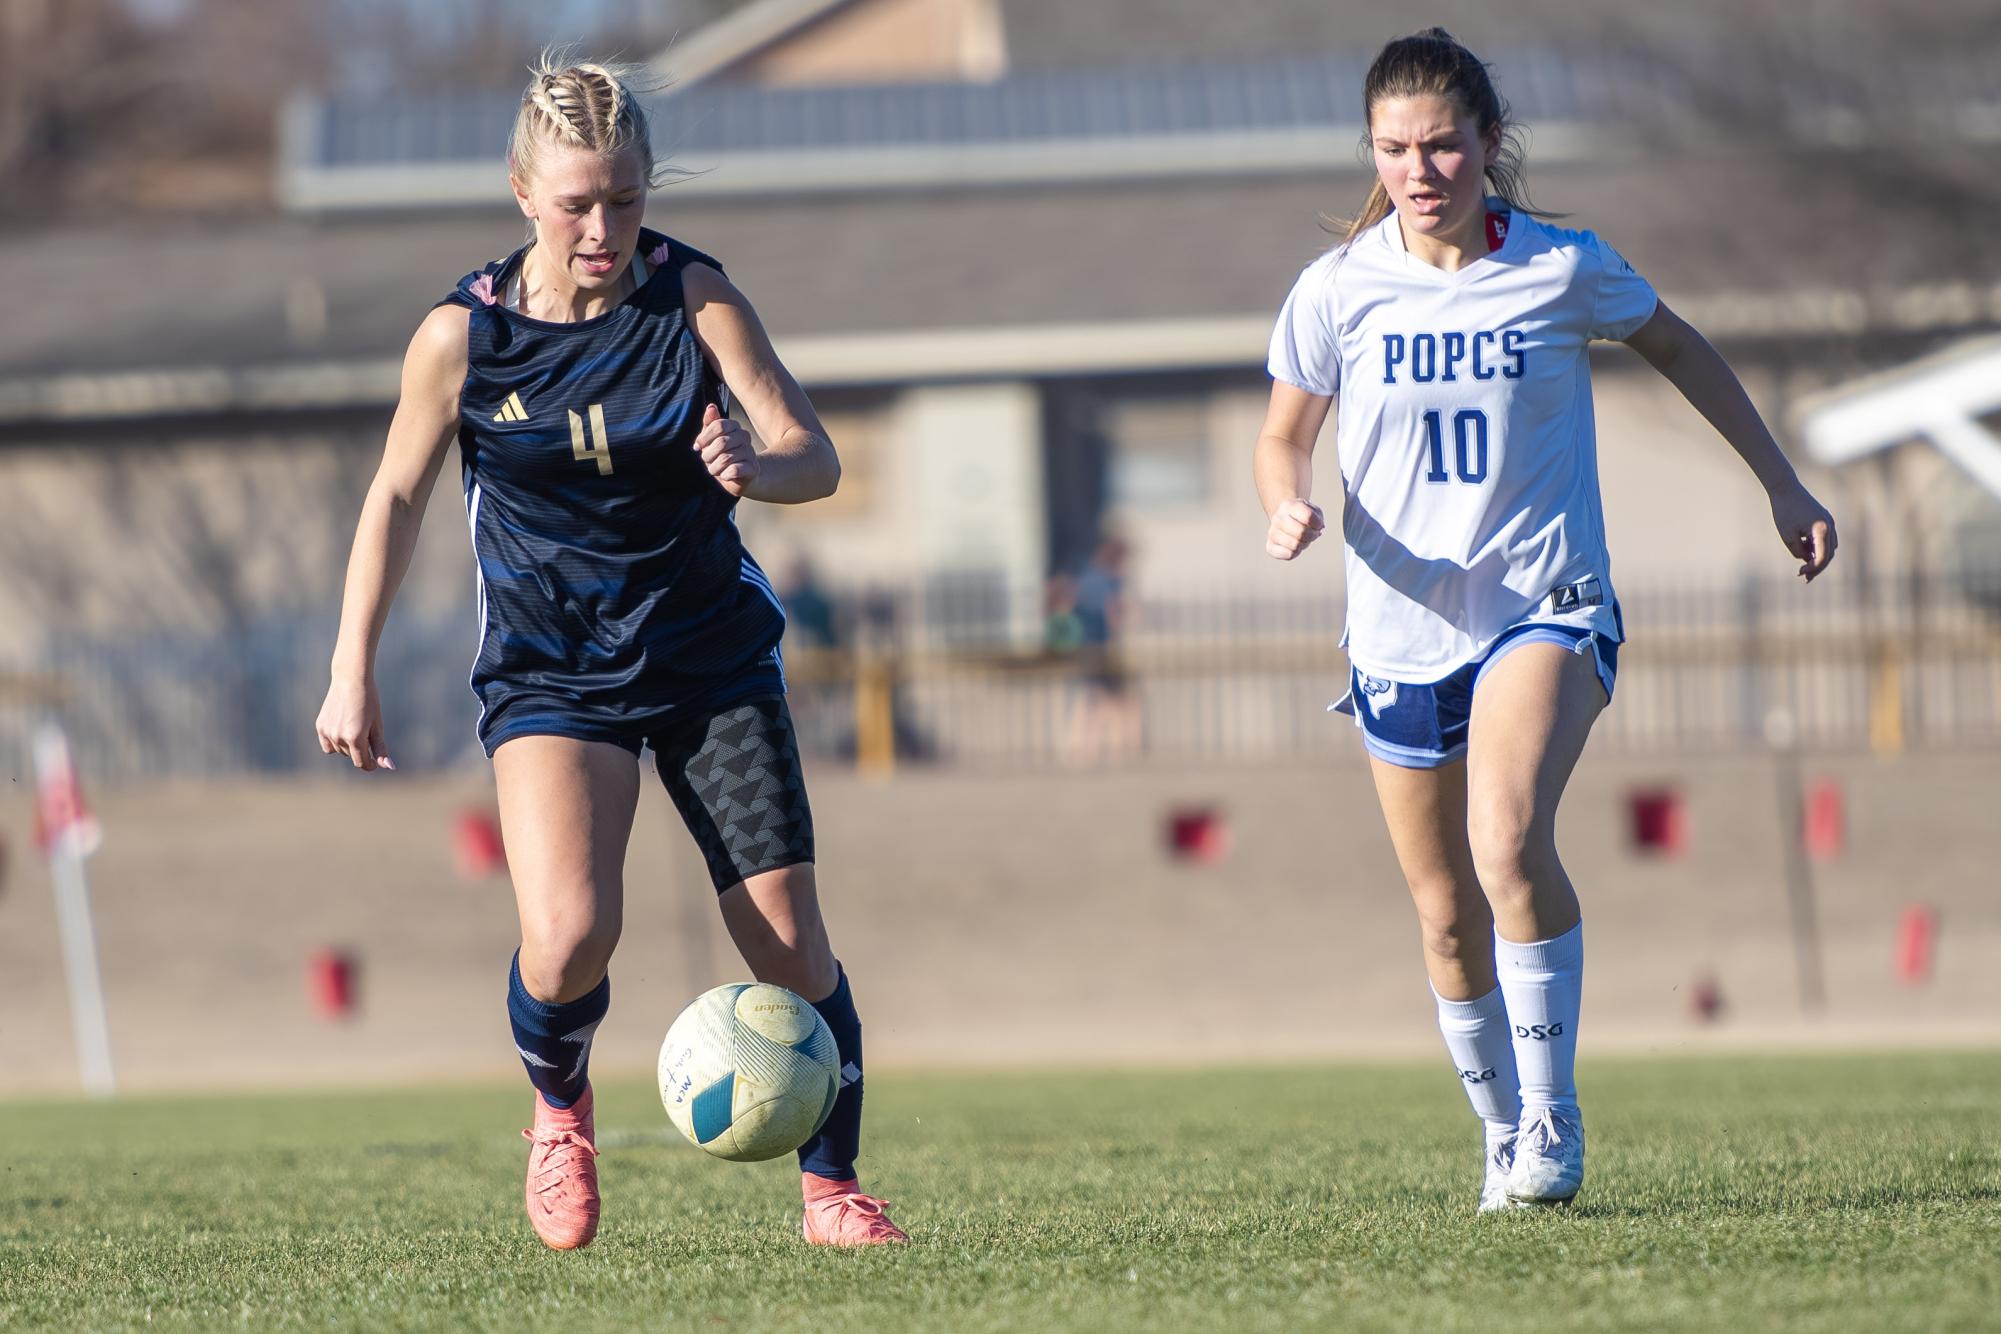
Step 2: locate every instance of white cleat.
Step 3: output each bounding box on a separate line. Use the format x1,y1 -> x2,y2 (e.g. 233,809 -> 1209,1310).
1508,1107 -> 1585,1205
1478,1134 -> 1525,1213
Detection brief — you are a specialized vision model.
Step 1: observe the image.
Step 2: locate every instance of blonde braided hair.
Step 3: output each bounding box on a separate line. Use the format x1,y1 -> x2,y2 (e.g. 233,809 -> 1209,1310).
508,50 -> 671,189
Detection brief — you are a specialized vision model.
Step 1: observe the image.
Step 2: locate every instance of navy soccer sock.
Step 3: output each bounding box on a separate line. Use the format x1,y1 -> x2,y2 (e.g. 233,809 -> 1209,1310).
798,964 -> 864,1182
507,952 -> 609,1109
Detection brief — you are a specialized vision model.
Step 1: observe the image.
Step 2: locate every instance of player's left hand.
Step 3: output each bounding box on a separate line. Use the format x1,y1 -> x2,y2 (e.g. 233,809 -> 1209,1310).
694,402 -> 760,497
1769,479 -> 1837,582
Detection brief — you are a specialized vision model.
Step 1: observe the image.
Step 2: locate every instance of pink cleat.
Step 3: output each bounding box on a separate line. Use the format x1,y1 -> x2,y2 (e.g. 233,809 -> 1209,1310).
802,1175 -> 909,1246
522,1085 -> 601,1250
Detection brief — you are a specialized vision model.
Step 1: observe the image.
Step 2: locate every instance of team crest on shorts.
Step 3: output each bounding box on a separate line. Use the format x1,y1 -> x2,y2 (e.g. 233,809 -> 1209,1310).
1358,673 -> 1399,717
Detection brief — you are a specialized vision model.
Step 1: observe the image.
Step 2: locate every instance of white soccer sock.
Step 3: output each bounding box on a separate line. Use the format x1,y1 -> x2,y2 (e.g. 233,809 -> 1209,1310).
1494,922 -> 1583,1117
1432,984 -> 1522,1144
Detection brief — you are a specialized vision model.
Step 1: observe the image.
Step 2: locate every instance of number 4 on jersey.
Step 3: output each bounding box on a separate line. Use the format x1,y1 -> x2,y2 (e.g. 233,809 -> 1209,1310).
1422,408 -> 1489,485
568,403 -> 614,476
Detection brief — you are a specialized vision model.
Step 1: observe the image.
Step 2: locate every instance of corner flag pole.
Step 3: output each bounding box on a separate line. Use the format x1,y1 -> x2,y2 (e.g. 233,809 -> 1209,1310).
33,719 -> 115,1096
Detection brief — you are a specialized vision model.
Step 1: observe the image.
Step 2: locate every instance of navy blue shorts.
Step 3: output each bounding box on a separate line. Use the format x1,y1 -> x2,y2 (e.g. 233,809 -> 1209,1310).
1336,615 -> 1622,770
485,682 -> 813,894
478,651 -> 785,758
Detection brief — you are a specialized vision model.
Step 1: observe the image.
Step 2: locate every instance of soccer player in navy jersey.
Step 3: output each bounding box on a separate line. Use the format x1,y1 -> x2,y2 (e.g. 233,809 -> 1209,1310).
315,55 -> 906,1250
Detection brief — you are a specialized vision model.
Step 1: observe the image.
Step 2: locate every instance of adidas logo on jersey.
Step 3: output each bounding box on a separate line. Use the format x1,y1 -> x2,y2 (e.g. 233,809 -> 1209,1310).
493,391 -> 528,423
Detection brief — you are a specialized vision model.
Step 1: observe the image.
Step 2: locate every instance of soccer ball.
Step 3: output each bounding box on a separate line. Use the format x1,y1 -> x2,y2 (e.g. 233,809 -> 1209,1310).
658,982 -> 840,1162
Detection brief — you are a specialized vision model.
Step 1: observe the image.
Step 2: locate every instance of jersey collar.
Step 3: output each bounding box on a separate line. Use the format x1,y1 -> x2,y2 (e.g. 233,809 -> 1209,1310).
1381,197 -> 1520,283
485,227 -> 672,328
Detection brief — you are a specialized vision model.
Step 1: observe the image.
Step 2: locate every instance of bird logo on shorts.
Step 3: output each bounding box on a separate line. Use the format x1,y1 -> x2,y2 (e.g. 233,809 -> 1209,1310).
1358,673 -> 1399,718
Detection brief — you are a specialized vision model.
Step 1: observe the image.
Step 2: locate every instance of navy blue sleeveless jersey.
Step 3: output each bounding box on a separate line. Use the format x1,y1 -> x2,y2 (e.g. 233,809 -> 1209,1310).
437,229 -> 786,754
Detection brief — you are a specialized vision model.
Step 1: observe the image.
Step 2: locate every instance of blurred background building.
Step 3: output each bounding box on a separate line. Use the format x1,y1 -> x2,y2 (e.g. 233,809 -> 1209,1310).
1,0 -> 1998,1091
4,0 -> 2001,778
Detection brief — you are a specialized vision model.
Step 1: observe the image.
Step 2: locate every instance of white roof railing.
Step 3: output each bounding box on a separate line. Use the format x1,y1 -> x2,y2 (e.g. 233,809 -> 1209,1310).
1792,336 -> 2001,501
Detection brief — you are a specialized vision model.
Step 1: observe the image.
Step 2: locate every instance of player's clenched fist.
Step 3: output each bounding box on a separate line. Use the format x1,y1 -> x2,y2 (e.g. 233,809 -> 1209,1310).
1767,478 -> 1838,582
694,402 -> 760,497
1265,497 -> 1326,561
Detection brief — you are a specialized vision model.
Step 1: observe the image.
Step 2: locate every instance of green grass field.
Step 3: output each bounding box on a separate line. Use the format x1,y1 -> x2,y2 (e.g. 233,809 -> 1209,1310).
2,1052 -> 1996,1332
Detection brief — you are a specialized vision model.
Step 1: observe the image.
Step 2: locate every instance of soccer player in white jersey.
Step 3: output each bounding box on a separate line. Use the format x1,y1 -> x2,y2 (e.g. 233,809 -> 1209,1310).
1255,29 -> 1836,1209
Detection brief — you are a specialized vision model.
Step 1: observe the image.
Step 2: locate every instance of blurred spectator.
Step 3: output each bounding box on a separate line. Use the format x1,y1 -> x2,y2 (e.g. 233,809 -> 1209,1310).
1044,571 -> 1084,654
1065,534 -> 1141,764
1074,535 -> 1131,654
778,555 -> 840,649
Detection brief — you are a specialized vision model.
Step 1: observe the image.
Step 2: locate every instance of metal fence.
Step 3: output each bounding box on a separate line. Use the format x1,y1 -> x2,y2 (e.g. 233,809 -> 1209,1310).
3,567 -> 1998,785
784,566 -> 2001,768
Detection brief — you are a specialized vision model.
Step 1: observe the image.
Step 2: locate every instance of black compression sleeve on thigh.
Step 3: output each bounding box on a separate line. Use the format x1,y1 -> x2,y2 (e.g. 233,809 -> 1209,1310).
655,696 -> 815,892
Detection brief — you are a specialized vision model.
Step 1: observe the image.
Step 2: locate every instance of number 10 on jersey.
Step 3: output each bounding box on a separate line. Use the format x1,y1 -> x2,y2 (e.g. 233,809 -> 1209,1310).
1422,408 -> 1489,485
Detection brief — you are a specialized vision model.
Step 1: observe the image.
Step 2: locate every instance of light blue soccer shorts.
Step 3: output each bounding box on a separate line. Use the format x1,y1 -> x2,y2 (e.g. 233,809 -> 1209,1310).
1335,603 -> 1623,770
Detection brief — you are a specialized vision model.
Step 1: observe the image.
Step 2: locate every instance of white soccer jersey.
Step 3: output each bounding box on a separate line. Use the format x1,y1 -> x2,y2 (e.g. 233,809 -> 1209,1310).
1267,204 -> 1658,680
